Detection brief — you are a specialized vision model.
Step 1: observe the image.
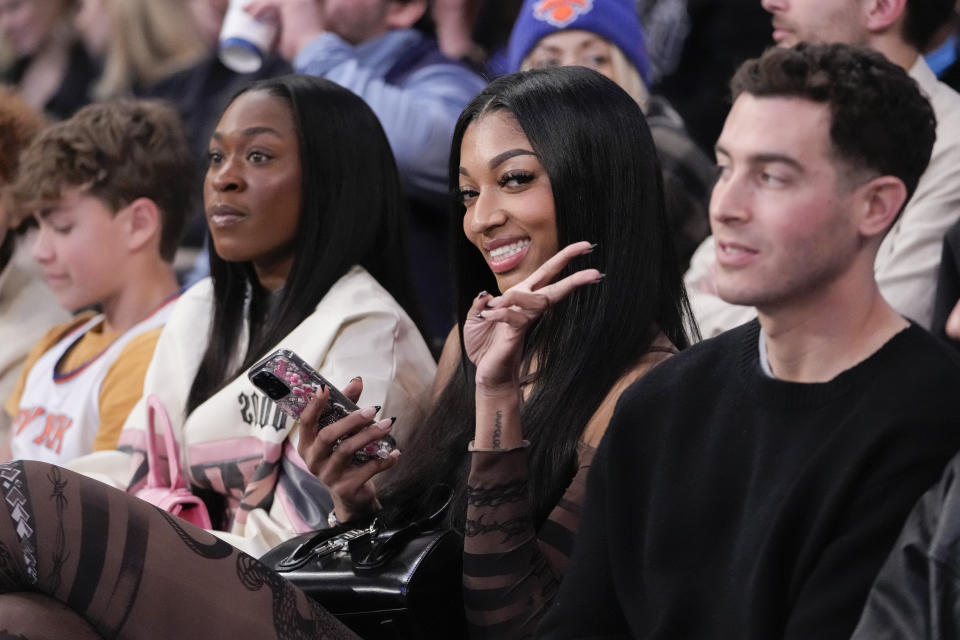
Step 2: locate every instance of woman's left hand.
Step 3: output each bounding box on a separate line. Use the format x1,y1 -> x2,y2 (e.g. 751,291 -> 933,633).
296,378 -> 397,523
464,241 -> 602,391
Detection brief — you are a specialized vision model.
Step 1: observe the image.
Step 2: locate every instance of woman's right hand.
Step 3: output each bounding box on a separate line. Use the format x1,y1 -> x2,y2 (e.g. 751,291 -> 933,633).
464,241 -> 602,391
296,378 -> 399,523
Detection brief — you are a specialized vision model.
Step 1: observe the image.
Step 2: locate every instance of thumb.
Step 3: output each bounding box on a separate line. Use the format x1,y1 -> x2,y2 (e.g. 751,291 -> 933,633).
342,376 -> 364,404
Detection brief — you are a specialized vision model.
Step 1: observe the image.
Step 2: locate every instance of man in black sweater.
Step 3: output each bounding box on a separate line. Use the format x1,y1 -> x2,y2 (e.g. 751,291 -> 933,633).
538,43 -> 960,639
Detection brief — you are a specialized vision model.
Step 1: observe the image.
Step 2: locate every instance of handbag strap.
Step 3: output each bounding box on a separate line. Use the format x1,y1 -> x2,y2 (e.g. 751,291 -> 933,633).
145,394 -> 183,490
276,487 -> 456,572
352,489 -> 455,571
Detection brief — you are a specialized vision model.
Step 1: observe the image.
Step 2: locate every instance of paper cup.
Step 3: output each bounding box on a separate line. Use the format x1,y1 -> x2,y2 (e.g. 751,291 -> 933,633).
218,0 -> 277,73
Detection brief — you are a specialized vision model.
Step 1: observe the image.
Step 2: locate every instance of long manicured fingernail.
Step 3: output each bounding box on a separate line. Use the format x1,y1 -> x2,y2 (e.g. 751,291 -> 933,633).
588,242 -> 598,251
376,418 -> 393,430
390,416 -> 397,425
477,290 -> 488,299
320,382 -> 326,392
374,405 -> 381,414
360,406 -> 377,419
476,311 -> 485,319
594,272 -> 606,282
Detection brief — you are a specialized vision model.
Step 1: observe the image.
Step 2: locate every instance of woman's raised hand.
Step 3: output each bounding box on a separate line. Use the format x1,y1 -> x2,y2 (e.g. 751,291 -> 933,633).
464,241 -> 602,391
296,377 -> 398,523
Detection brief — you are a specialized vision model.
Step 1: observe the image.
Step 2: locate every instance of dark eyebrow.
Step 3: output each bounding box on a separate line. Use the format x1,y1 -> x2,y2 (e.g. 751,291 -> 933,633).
714,144 -> 803,171
459,148 -> 537,177
749,153 -> 803,171
211,126 -> 283,141
489,148 -> 536,169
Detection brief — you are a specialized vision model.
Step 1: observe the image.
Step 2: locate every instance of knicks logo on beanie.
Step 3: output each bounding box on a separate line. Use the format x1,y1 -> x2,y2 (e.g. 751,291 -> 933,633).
534,0 -> 594,28
509,0 -> 650,84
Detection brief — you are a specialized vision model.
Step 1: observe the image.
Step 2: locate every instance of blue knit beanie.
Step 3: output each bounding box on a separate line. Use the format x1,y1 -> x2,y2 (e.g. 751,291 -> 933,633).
507,0 -> 651,85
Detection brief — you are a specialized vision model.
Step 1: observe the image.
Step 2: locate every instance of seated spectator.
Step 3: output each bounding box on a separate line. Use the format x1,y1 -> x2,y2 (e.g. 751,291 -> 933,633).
686,0 -> 960,336
73,0 -> 207,100
507,0 -> 716,269
69,74 -> 436,557
539,43 -> 960,640
0,66 -> 694,637
245,0 -> 488,351
327,65 -> 694,635
0,0 -> 97,119
2,99 -> 191,465
0,87 -> 69,450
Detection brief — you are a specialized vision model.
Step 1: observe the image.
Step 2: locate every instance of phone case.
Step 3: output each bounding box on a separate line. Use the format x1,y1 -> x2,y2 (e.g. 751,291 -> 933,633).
247,349 -> 395,464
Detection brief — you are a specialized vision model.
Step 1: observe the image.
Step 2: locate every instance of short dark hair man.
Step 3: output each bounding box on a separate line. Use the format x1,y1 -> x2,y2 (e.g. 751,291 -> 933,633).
537,43 -> 960,640
686,0 -> 960,336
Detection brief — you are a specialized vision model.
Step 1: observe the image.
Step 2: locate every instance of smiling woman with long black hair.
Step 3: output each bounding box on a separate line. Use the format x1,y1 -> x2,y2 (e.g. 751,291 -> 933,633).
297,65 -> 698,635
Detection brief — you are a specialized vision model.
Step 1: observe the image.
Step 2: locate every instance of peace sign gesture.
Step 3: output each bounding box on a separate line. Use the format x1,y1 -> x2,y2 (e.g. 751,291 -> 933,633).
464,241 -> 602,392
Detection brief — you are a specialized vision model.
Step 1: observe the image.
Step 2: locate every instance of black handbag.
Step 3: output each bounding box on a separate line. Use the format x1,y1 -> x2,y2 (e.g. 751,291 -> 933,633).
260,498 -> 466,639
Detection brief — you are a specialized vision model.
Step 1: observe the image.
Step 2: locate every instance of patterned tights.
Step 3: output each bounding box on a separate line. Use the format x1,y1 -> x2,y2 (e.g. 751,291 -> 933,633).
0,460 -> 355,639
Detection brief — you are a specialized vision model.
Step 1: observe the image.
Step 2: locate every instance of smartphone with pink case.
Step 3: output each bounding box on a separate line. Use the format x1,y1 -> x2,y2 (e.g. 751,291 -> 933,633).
247,349 -> 395,463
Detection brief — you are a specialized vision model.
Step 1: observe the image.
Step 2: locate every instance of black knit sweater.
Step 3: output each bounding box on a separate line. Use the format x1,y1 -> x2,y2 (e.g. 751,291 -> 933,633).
539,320 -> 960,639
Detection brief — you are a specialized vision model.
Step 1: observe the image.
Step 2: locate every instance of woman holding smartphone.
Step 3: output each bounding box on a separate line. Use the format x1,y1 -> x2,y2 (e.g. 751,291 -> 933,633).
64,74 -> 436,559
0,67 -> 694,637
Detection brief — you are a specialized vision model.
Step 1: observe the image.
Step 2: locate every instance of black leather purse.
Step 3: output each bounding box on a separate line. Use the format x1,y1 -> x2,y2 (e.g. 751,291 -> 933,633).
260,498 -> 466,639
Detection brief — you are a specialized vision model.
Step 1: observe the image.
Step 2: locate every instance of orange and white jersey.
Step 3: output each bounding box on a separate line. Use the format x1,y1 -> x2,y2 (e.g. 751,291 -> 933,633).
12,301 -> 176,464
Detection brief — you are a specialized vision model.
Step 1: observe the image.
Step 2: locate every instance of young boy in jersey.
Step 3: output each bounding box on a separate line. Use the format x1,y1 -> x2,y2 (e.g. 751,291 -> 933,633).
1,99 -> 192,464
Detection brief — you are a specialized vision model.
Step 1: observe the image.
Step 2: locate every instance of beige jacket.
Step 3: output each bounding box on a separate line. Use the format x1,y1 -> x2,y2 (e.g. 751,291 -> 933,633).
69,266 -> 437,557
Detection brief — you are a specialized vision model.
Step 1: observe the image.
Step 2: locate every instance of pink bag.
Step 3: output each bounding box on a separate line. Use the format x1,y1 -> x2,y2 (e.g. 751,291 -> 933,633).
134,394 -> 212,529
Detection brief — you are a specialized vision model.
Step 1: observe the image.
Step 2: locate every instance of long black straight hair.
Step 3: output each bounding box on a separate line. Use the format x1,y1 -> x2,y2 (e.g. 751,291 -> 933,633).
186,75 -> 420,413
380,66 -> 697,529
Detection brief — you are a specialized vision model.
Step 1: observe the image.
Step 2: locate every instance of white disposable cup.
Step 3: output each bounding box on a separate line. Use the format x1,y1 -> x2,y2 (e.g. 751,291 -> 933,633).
218,0 -> 277,73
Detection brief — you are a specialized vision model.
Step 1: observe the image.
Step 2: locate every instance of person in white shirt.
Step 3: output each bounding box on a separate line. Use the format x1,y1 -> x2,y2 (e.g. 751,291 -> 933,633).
4,99 -> 190,465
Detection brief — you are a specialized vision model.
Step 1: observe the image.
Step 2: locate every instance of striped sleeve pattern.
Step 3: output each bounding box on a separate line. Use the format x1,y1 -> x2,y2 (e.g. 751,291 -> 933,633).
462,442 -> 596,638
